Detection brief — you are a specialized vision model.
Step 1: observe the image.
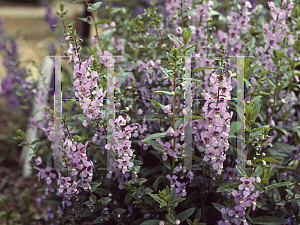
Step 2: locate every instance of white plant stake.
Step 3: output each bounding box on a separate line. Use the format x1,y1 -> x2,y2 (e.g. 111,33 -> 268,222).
20,56 -> 54,177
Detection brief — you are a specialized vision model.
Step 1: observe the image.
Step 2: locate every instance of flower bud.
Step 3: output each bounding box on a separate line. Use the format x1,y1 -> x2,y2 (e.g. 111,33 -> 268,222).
255,177 -> 261,183
247,160 -> 252,166
65,36 -> 72,41
267,108 -> 272,114
87,6 -> 92,12
60,2 -> 65,11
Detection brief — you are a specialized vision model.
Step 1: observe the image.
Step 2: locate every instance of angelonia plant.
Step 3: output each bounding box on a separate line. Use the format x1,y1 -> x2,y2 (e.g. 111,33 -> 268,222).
5,0 -> 300,224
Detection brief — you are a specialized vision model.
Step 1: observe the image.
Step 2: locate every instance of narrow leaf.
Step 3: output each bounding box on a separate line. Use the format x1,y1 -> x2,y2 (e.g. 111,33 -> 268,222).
153,176 -> 169,191
176,208 -> 195,222
192,67 -> 214,73
91,2 -> 102,11
264,182 -> 293,191
217,181 -> 239,193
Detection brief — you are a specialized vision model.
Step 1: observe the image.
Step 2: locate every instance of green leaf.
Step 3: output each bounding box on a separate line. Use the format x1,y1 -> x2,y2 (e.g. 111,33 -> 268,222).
125,193 -> 132,204
169,198 -> 186,206
99,28 -> 116,42
273,126 -> 287,135
276,166 -> 300,176
96,20 -> 111,26
149,194 -> 165,205
185,46 -> 195,56
256,201 -> 262,208
91,2 -> 102,11
244,78 -> 253,91
83,129 -> 88,140
211,202 -> 225,212
264,182 -> 293,191
255,157 -> 282,164
146,99 -> 165,111
21,189 -> 30,213
90,182 -> 100,192
192,156 -> 210,166
100,197 -> 111,204
252,165 -> 262,177
42,195 -> 61,205
141,132 -> 167,143
160,67 -> 174,80
77,17 -> 93,25
192,67 -> 214,73
112,208 -> 126,215
153,176 -> 169,191
176,208 -> 195,222
281,52 -> 293,64
169,185 -> 177,203
80,209 -> 93,218
93,216 -> 105,224
31,139 -> 42,145
250,125 -> 270,133
169,34 -> 184,47
154,90 -> 174,96
186,41 -> 204,50
236,167 -> 248,177
166,213 -> 176,224
230,56 -> 237,64
217,181 -> 239,193
140,220 -> 162,225
196,208 -> 201,222
261,178 -> 269,186
251,216 -> 287,224
146,140 -> 164,153
89,195 -> 97,204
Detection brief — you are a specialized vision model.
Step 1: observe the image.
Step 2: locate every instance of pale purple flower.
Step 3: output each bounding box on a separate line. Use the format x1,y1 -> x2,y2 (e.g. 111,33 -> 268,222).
36,157 -> 42,165
175,27 -> 183,34
110,21 -> 116,28
164,104 -> 172,113
255,177 -> 261,183
239,177 -> 255,197
137,109 -> 143,115
91,36 -> 98,46
166,126 -> 175,136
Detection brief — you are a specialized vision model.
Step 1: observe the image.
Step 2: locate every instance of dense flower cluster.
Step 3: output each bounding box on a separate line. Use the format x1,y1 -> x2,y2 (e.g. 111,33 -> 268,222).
37,110 -> 94,205
166,165 -> 194,199
0,18 -> 35,108
219,176 -> 261,225
45,4 -> 59,32
200,51 -> 235,175
107,114 -> 137,174
58,138 -> 93,197
6,0 -> 300,224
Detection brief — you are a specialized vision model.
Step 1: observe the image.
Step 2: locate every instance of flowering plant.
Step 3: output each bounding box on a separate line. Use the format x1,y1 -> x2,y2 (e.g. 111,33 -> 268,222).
4,0 -> 300,224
